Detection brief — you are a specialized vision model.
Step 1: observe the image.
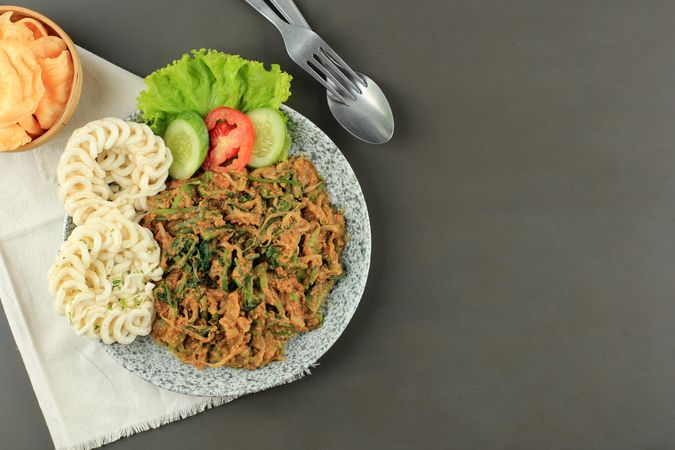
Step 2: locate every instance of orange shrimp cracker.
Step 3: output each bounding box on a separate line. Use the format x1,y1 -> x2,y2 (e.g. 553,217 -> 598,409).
0,12 -> 75,148
34,49 -> 73,129
0,12 -> 33,41
0,123 -> 31,151
16,17 -> 49,39
18,114 -> 43,136
29,35 -> 67,59
0,41 -> 45,128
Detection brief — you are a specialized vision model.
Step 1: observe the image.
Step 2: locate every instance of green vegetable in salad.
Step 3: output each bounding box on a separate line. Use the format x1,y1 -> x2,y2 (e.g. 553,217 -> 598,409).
246,107 -> 289,168
163,111 -> 209,179
137,49 -> 292,135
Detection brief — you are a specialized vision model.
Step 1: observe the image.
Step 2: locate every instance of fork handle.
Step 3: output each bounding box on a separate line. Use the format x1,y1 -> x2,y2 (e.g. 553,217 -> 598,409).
269,0 -> 310,29
243,0 -> 288,31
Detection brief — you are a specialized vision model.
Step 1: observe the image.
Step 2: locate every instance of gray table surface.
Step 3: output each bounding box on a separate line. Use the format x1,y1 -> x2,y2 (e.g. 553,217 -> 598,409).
3,0 -> 675,448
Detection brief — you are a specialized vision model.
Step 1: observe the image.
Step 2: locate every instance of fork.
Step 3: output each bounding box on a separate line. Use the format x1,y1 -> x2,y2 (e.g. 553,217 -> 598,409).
243,0 -> 363,105
267,0 -> 369,97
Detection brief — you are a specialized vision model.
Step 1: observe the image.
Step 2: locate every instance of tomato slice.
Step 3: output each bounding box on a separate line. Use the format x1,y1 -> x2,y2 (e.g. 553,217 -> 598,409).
201,107 -> 255,172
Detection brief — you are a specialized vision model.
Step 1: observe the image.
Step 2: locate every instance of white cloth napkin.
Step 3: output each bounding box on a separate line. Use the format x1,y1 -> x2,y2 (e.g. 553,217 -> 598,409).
0,47 -> 235,450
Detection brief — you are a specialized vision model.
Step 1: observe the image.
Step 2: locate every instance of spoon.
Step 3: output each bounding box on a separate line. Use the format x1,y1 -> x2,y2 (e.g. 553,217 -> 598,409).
257,0 -> 395,144
325,73 -> 394,144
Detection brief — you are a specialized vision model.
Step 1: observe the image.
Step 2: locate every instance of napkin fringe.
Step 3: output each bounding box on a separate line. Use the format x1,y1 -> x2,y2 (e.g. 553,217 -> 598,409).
60,397 -> 229,450
61,364 -> 317,450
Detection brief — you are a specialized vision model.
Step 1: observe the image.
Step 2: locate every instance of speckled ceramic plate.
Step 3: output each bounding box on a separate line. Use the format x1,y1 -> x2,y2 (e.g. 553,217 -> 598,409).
63,105 -> 371,397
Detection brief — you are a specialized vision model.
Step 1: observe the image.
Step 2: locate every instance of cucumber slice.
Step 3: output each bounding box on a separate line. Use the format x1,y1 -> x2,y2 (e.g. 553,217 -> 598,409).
247,108 -> 288,168
164,111 -> 209,179
279,127 -> 292,161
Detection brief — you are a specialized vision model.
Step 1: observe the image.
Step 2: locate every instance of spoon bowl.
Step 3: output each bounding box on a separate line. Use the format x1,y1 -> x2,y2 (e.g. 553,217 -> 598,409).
327,73 -> 394,144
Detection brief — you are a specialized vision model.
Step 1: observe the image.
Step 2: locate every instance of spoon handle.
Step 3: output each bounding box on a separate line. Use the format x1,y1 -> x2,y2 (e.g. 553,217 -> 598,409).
243,0 -> 288,31
269,0 -> 310,29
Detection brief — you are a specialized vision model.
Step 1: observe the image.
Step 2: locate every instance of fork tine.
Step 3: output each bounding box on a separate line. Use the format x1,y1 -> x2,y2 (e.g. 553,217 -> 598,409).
308,58 -> 358,102
315,51 -> 362,96
320,46 -> 366,86
303,61 -> 351,104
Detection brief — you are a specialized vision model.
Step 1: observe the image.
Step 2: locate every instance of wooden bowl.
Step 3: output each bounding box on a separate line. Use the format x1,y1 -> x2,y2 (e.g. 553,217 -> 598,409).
0,5 -> 83,153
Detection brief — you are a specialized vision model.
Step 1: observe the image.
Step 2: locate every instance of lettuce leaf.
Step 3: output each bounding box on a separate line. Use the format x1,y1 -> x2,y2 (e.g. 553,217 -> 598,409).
137,49 -> 292,135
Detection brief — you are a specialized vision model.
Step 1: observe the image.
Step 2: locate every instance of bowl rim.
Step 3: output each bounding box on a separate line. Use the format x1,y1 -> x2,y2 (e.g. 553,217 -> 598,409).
0,5 -> 83,153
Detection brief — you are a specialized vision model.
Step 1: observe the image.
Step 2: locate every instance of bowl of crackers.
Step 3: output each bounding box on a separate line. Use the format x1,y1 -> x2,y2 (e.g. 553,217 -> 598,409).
0,6 -> 82,152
